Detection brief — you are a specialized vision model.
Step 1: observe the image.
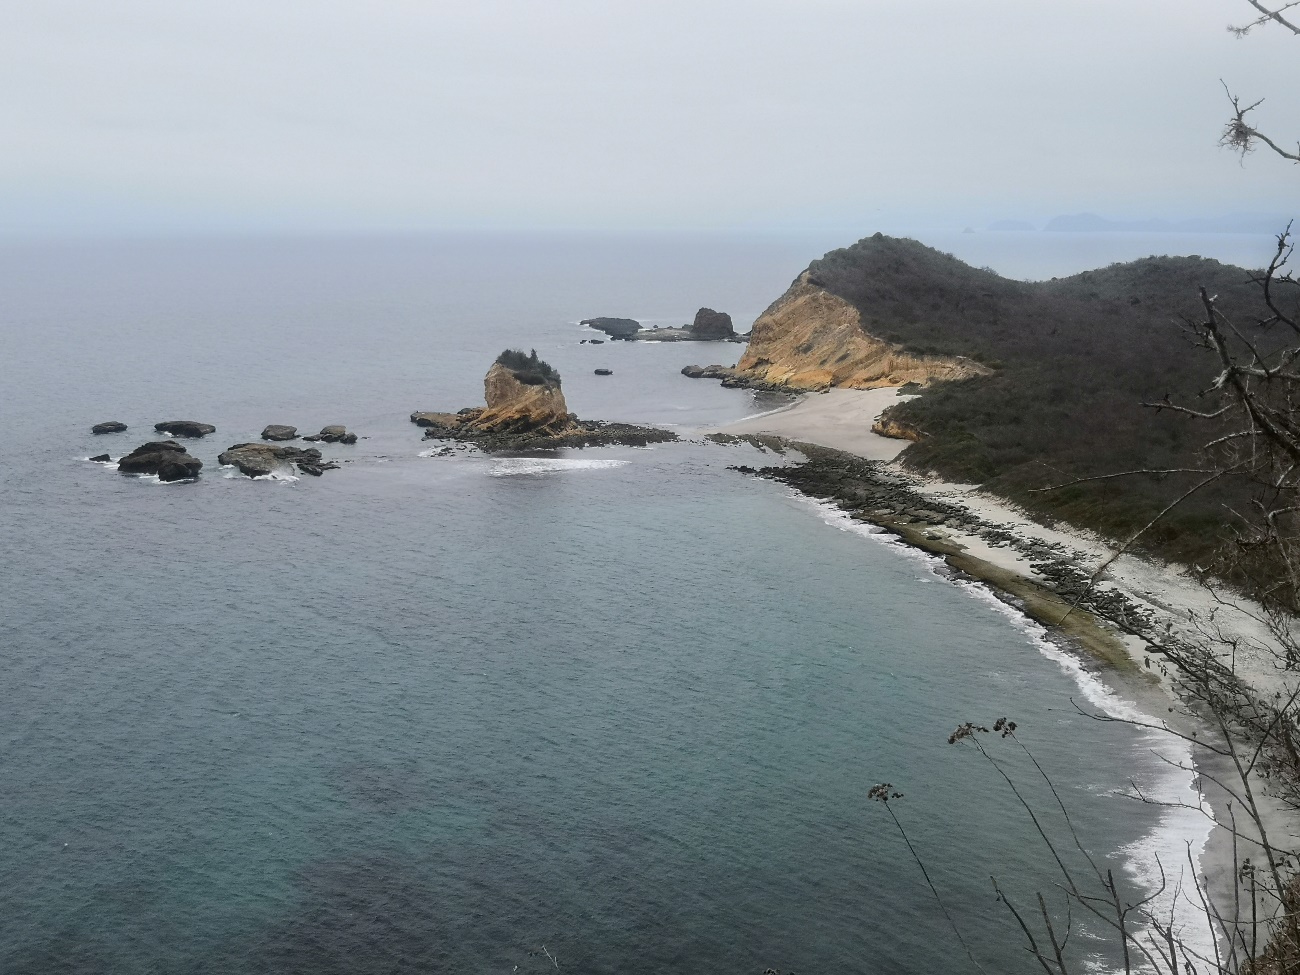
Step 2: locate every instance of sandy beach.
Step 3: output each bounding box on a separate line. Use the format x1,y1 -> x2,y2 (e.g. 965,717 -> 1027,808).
720,388 -> 911,461
719,387 -> 1300,958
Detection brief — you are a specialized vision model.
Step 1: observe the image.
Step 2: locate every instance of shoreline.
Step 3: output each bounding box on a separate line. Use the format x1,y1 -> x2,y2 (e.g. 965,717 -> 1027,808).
710,387 -> 1300,961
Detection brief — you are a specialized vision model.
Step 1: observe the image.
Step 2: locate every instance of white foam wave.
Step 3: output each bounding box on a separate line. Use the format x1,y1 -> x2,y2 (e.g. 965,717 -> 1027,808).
487,458 -> 629,477
220,466 -> 298,483
804,495 -> 1215,967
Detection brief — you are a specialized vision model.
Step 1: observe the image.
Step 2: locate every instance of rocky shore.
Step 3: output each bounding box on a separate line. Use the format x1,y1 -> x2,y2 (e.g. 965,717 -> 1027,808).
723,437 -> 1155,669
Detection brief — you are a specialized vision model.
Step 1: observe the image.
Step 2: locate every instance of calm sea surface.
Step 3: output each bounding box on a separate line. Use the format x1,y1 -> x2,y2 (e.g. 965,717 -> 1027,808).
0,232 -> 1278,973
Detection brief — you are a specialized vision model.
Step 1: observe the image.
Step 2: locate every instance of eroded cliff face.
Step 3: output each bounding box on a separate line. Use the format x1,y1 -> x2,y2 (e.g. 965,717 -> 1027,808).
477,362 -> 571,431
733,274 -> 990,391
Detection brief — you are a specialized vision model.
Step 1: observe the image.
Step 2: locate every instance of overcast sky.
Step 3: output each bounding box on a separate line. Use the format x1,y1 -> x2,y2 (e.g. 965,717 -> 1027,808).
2,0 -> 1296,236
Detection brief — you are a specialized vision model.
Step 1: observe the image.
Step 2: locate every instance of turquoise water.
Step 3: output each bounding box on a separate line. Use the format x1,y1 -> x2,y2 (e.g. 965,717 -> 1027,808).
0,235 -> 1228,972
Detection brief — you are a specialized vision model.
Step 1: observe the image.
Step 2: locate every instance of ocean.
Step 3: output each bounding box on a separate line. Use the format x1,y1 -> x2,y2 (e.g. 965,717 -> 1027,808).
0,230 -> 1277,973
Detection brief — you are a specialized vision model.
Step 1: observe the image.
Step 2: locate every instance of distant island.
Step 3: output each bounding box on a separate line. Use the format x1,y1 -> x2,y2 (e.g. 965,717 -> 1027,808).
581,307 -> 743,342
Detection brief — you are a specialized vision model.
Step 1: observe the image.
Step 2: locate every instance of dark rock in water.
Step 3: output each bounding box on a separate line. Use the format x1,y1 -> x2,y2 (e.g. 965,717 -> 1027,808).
296,461 -> 340,477
682,363 -> 734,381
218,442 -> 324,478
89,453 -> 111,463
594,368 -> 613,376
157,456 -> 203,482
261,424 -> 298,441
92,421 -> 127,435
154,420 -> 216,438
589,339 -> 604,344
303,425 -> 357,444
118,440 -> 202,480
688,307 -> 735,340
581,317 -> 641,340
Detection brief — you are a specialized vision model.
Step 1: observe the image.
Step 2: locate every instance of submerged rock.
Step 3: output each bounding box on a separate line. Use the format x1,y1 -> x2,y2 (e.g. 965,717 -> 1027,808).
260,424 -> 298,441
92,421 -> 127,434
89,453 -> 111,463
117,441 -> 203,481
154,420 -> 216,438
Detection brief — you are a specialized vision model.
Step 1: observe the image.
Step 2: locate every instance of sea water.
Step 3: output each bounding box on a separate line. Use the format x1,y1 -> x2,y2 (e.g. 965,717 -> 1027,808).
0,232 -> 1274,973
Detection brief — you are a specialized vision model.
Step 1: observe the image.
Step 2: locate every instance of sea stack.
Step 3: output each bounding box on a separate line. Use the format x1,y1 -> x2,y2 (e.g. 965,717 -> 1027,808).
410,349 -> 675,450
687,308 -> 735,340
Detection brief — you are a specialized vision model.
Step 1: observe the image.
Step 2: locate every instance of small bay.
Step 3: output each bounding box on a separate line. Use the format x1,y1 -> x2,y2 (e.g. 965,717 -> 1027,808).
0,233 -> 1266,973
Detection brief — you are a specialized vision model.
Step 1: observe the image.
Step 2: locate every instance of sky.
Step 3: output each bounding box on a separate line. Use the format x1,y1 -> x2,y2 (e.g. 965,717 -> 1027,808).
1,0 -> 1297,237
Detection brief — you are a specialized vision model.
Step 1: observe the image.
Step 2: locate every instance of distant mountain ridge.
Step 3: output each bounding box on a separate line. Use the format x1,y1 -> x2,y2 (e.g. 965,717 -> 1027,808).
1044,212 -> 1290,234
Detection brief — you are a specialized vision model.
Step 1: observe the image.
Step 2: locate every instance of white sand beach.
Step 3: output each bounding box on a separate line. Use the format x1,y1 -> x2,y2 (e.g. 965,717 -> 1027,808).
720,388 -> 911,461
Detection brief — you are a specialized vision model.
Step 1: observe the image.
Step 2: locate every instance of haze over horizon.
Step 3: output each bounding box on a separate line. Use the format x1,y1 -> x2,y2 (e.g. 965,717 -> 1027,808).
3,0 -> 1297,238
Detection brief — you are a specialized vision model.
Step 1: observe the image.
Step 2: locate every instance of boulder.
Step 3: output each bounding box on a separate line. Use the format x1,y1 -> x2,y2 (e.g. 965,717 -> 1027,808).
260,424 -> 298,441
687,308 -> 735,340
218,443 -> 324,478
92,421 -> 127,435
154,420 -> 216,438
89,454 -> 111,463
580,317 -> 641,340
303,425 -> 358,444
681,365 -> 706,378
117,441 -> 202,480
594,368 -> 613,376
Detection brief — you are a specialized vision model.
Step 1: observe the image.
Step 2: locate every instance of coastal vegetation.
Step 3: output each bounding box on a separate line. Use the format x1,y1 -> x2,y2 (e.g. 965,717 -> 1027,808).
495,348 -> 561,387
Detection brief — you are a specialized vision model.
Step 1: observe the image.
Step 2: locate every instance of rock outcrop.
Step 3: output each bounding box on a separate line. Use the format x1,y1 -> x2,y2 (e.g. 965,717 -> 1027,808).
729,274 -> 990,391
871,414 -> 926,442
581,317 -> 641,340
260,424 -> 298,441
411,350 -> 676,451
117,441 -> 203,481
92,421 -> 127,434
688,308 -> 734,340
218,442 -> 337,477
89,453 -> 111,463
303,425 -> 358,444
154,420 -> 216,438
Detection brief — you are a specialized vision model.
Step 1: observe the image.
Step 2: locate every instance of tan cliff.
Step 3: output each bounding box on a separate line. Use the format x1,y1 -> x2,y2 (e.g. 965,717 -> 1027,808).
476,362 -> 572,432
732,274 -> 991,391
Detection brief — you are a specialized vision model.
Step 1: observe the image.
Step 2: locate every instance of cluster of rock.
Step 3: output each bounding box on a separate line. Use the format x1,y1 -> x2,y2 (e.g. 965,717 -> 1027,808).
115,441 -> 204,482
303,425 -> 358,444
411,353 -> 676,451
218,443 -> 338,477
88,417 -> 355,482
580,308 -> 742,343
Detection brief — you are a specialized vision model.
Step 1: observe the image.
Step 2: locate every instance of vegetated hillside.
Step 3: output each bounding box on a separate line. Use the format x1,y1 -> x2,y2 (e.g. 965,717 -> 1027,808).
809,234 -> 1274,568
